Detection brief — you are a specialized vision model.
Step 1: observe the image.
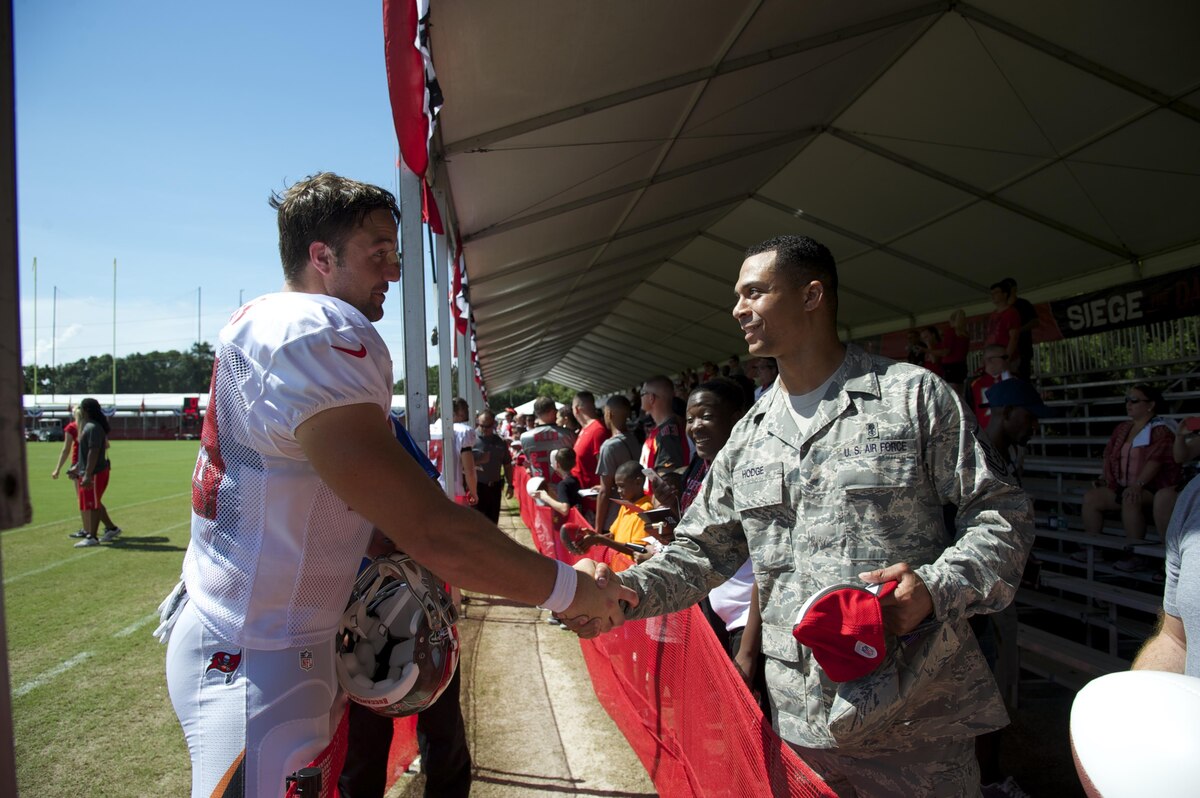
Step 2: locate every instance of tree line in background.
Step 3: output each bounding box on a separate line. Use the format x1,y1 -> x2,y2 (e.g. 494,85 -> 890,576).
24,347 -> 577,408
23,343 -> 217,395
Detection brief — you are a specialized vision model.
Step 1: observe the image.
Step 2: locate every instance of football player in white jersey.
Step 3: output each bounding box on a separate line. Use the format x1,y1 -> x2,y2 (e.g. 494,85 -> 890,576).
162,172 -> 636,797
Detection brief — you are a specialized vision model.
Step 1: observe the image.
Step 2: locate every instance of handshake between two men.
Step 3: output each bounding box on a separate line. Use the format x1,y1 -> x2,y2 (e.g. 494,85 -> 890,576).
558,559 -> 633,638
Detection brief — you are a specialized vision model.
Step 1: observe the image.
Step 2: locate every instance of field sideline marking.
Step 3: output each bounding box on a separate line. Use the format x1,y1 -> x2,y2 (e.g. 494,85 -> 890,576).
14,612 -> 168,700
13,652 -> 93,699
0,491 -> 191,537
115,613 -> 159,638
2,520 -> 190,586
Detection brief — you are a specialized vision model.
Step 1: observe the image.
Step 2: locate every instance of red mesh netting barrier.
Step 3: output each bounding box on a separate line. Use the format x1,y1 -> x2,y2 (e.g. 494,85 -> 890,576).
513,466 -> 833,798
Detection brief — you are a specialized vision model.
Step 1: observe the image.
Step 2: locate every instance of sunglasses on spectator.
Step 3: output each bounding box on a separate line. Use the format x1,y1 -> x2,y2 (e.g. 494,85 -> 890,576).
478,422 -> 495,428
1125,397 -> 1149,404
986,355 -> 1009,361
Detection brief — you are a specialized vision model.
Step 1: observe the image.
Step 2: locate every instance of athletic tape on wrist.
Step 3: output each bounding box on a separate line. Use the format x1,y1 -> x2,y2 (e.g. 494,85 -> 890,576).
538,560 -> 578,613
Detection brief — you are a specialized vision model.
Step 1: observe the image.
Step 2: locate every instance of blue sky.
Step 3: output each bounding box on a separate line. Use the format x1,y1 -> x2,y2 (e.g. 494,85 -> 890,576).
15,0 -> 438,374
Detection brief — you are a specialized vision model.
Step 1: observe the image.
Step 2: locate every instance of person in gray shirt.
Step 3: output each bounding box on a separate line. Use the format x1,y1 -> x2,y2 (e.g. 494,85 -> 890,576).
594,395 -> 640,533
1134,475 -> 1200,676
472,410 -> 513,524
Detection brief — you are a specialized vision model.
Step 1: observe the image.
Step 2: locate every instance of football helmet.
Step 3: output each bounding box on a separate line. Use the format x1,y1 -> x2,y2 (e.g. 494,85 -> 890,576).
335,552 -> 459,717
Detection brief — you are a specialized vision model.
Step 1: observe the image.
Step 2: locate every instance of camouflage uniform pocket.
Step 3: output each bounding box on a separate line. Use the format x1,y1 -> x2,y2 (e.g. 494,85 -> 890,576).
732,462 -> 791,571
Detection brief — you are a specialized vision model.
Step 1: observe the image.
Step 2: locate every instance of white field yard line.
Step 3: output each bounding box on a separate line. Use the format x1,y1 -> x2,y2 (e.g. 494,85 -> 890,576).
0,491 -> 191,537
115,613 -> 159,638
13,652 -> 94,698
14,609 -> 171,699
2,520 -> 190,586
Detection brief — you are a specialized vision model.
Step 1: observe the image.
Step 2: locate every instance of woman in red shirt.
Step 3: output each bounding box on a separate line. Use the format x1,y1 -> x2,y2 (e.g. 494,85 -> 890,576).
1078,384 -> 1179,571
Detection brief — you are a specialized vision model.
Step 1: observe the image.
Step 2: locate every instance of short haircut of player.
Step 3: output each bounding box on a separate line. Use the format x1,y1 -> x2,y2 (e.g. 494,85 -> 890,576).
983,343 -> 1006,358
452,397 -> 469,416
554,447 -> 577,470
615,459 -> 644,483
79,397 -> 110,434
745,234 -> 838,300
573,391 -> 595,410
270,172 -> 401,285
642,375 -> 673,399
691,378 -> 747,415
533,396 -> 557,417
605,394 -> 632,417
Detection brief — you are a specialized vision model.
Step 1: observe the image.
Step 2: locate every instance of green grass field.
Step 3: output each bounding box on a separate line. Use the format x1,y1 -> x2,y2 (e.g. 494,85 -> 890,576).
4,440 -> 198,797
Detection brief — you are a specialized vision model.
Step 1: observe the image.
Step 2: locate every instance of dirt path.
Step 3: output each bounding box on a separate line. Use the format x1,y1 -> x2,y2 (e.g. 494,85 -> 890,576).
389,503 -> 657,797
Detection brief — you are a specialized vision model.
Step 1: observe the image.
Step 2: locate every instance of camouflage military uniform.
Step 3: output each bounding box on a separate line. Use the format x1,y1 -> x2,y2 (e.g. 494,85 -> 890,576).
621,345 -> 1034,761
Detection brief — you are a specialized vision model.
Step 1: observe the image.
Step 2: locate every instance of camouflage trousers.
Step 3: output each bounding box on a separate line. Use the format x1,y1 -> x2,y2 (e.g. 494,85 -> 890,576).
790,737 -> 980,798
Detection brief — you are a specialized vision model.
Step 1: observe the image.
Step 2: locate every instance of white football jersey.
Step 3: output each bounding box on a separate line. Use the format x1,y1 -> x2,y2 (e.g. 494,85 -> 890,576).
183,292 -> 393,649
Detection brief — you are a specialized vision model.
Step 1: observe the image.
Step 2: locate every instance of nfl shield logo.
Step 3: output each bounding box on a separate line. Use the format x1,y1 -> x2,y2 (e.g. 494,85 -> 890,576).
866,423 -> 879,439
299,650 -> 314,672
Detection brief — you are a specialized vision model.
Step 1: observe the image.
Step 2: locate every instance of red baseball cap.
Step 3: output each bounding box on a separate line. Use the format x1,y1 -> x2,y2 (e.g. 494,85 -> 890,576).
792,581 -> 897,682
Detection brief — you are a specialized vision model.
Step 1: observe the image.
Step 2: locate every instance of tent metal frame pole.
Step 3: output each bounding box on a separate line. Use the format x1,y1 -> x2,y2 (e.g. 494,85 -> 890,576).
441,2 -> 949,155
400,164 -> 431,448
956,3 -> 1200,125
434,222 -> 456,499
826,129 -> 1135,260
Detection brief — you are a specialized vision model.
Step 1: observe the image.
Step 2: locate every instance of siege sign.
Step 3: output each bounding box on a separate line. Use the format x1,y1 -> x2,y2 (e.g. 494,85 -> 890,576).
1049,265 -> 1199,337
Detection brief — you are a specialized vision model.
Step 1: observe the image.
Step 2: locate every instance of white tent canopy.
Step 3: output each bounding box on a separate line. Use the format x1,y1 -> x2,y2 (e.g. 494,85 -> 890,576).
513,397 -> 564,416
421,1 -> 1200,392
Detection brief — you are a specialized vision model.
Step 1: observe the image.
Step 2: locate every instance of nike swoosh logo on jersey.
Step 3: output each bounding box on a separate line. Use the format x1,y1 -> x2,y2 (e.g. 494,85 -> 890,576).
331,343 -> 367,358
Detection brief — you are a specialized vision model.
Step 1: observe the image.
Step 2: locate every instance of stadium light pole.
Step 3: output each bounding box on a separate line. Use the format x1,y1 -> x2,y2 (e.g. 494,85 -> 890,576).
196,286 -> 201,346
112,258 -> 117,404
50,285 -> 55,400
31,256 -> 35,402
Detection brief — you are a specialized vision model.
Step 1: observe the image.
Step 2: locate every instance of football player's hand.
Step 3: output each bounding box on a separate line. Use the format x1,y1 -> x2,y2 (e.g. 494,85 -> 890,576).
858,562 -> 933,636
558,560 -> 636,639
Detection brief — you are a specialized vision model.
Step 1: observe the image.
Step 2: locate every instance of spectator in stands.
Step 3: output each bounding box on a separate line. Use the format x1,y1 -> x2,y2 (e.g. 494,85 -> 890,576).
535,448 -> 584,524
571,391 -> 609,489
72,398 -> 121,547
905,329 -> 926,366
519,396 -> 575,484
681,378 -> 769,712
966,344 -> 1014,430
639,375 -> 690,473
942,310 -> 970,394
53,405 -> 121,541
986,281 -> 1021,375
1151,417 -> 1200,555
1079,384 -> 1181,572
918,325 -> 945,379
607,459 -> 652,546
429,397 -> 478,506
472,410 -> 513,524
725,354 -> 757,406
999,277 -> 1037,379
595,395 -> 639,534
1133,464 -> 1200,676
977,379 -> 1049,794
499,408 -> 517,439
572,233 -> 1033,795
700,361 -> 719,382
751,357 -> 778,401
557,405 -> 581,436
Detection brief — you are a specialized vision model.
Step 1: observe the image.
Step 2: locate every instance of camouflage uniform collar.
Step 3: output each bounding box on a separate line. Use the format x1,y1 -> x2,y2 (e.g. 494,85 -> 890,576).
752,345 -> 879,453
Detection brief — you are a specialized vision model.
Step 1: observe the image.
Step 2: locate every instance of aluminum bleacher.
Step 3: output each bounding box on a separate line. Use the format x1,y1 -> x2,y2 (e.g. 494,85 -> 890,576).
1009,321 -> 1199,697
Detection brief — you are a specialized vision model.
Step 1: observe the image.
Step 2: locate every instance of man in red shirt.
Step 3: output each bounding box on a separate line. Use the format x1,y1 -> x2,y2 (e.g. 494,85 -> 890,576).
985,281 -> 1021,368
570,391 -> 609,488
639,375 -> 690,473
